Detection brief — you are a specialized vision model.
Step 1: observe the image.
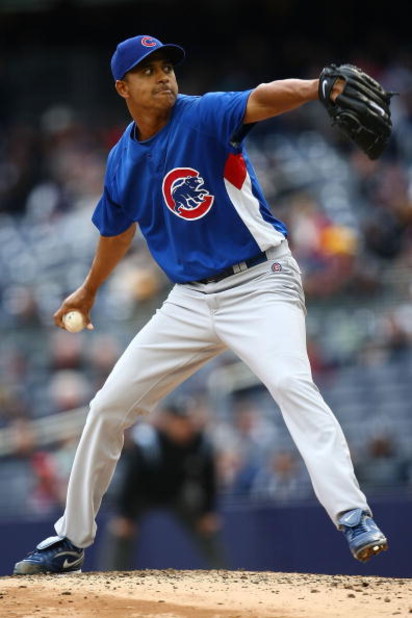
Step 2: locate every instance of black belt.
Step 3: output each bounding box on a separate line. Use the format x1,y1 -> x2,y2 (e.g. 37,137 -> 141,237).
193,251 -> 268,284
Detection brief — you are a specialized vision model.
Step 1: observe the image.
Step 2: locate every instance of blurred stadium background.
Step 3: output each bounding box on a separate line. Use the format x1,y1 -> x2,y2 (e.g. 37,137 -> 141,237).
1,0 -> 411,577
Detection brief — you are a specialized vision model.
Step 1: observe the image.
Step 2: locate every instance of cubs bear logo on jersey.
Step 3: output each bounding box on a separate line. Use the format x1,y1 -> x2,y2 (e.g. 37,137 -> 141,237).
162,168 -> 214,220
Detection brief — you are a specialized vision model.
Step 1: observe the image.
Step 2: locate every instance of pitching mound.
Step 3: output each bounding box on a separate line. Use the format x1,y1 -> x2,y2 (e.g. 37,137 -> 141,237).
0,569 -> 411,617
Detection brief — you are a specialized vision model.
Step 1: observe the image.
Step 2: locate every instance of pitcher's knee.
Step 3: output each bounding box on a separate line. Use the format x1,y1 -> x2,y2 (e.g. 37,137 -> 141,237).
88,389 -> 150,428
270,371 -> 315,399
87,393 -> 117,426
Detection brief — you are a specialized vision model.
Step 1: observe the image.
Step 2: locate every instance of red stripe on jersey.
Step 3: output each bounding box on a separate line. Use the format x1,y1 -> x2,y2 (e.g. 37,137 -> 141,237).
224,153 -> 247,190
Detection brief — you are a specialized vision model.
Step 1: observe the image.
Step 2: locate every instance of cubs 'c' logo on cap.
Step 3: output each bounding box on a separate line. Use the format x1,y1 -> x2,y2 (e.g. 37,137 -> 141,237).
162,168 -> 214,220
141,36 -> 157,48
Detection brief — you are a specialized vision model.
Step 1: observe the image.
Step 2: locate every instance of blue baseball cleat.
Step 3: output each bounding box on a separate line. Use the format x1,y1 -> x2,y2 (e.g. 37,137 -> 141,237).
338,508 -> 388,562
13,536 -> 85,575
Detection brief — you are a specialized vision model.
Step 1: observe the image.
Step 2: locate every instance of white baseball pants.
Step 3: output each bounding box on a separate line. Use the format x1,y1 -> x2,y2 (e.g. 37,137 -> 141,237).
54,240 -> 369,547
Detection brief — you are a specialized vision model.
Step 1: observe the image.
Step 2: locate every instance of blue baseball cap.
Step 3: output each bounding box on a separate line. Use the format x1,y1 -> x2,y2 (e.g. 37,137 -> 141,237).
111,35 -> 185,81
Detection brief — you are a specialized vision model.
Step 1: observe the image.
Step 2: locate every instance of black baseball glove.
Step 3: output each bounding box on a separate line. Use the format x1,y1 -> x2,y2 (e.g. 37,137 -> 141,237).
318,63 -> 395,160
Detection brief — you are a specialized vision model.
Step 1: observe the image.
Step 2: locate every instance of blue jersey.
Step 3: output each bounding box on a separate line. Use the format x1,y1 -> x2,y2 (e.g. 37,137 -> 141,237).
92,90 -> 287,283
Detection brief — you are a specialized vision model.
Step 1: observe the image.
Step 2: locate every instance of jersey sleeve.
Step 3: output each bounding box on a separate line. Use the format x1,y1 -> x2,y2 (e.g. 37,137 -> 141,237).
91,185 -> 134,237
194,90 -> 254,149
91,135 -> 136,236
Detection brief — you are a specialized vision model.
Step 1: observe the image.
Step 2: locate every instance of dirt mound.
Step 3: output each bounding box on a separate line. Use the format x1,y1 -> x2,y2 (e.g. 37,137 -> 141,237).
1,569 -> 411,617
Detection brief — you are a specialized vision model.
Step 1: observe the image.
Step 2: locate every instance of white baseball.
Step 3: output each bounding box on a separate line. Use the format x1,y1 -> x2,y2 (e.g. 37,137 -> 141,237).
63,310 -> 86,333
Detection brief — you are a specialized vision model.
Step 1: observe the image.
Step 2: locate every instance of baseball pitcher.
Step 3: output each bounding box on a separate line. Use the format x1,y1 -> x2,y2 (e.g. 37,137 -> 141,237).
14,34 -> 391,575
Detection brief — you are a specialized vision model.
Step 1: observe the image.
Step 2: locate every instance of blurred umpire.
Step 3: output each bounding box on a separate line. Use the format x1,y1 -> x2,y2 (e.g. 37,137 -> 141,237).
99,396 -> 228,570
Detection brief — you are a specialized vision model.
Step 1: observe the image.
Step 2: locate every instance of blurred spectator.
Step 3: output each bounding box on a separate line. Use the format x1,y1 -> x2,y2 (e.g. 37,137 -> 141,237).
212,398 -> 281,499
105,246 -> 168,320
354,433 -> 410,494
0,124 -> 42,215
99,398 -> 228,570
9,417 -> 36,458
250,451 -> 312,503
213,407 -> 262,496
379,308 -> 412,361
48,330 -> 86,372
0,386 -> 29,430
214,447 -> 245,496
26,431 -> 81,517
1,285 -> 41,327
48,369 -> 91,413
28,450 -> 65,515
359,161 -> 412,261
231,398 -> 278,463
287,192 -> 360,298
86,333 -> 123,391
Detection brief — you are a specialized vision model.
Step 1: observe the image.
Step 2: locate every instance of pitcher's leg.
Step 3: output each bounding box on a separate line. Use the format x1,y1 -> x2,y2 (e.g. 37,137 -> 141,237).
55,291 -> 224,547
217,297 -> 368,525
